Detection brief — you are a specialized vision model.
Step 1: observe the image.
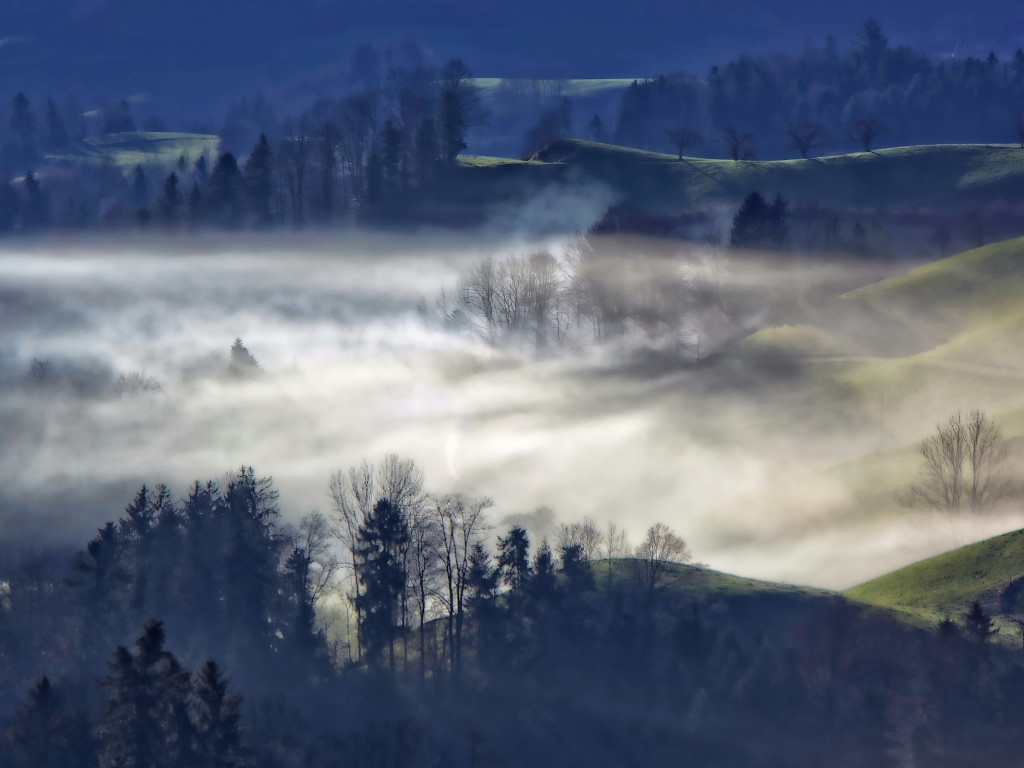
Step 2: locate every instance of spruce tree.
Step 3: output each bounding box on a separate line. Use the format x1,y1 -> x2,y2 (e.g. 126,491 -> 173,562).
243,134 -> 274,227
96,620 -> 187,768
355,498 -> 410,669
191,661 -> 246,768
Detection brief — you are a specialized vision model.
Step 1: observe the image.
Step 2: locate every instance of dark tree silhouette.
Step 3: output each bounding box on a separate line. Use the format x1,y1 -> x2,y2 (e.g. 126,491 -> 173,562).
190,661 -> 247,768
96,620 -> 190,768
784,119 -> 829,158
7,676 -> 94,768
158,173 -> 183,226
845,113 -> 889,151
1014,114 -> 1024,148
438,58 -> 481,164
587,113 -> 607,143
497,526 -> 531,593
962,601 -> 997,645
243,134 -> 274,227
718,125 -> 756,160
130,166 -> 148,209
729,191 -> 790,249
202,153 -> 247,228
665,127 -> 702,159
355,498 -> 410,670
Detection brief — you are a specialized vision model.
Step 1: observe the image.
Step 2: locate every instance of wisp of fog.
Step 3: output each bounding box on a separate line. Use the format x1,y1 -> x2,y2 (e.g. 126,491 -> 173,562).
2,231 -> 1022,590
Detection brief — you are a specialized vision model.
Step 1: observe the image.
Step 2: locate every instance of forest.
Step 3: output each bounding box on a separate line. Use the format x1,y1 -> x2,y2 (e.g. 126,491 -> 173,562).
0,20 -> 1019,234
2,456 -> 1024,768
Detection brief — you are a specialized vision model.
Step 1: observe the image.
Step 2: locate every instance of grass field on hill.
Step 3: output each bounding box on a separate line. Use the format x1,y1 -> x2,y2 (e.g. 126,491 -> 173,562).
47,132 -> 221,172
846,528 -> 1024,632
534,139 -> 1024,211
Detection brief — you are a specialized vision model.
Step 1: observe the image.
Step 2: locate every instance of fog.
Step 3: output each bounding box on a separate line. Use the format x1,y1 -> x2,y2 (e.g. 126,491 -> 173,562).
3,231 -> 1023,590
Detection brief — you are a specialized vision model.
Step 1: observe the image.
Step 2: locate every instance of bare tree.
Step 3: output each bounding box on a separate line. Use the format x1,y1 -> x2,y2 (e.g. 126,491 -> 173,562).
633,522 -> 690,605
665,127 -> 702,160
557,517 -> 601,562
407,506 -> 443,679
845,114 -> 889,152
328,454 -> 425,663
293,512 -> 342,608
460,256 -> 498,342
783,120 -> 829,159
717,126 -> 756,161
597,522 -> 629,596
429,493 -> 492,675
902,410 -> 1007,514
1014,114 -> 1024,148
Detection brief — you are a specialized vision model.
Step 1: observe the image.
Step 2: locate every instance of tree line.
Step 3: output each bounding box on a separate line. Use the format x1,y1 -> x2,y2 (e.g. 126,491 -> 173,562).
608,18 -> 1024,159
0,58 -> 484,233
6,456 -> 1024,765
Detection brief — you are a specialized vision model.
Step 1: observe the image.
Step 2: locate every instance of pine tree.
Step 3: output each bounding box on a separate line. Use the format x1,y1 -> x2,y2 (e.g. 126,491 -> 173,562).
438,88 -> 467,164
227,338 -> 261,379
243,134 -> 274,227
7,676 -> 94,768
158,172 -> 183,226
130,166 -> 148,209
96,620 -> 189,768
529,539 -> 557,602
191,661 -> 246,768
497,526 -> 531,593
355,498 -> 410,669
203,153 -> 247,228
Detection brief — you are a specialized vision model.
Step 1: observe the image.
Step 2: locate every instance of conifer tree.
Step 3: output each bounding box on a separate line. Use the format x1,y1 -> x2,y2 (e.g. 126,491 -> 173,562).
158,172 -> 183,226
355,498 -> 410,669
191,661 -> 246,768
243,134 -> 274,227
96,620 -> 188,768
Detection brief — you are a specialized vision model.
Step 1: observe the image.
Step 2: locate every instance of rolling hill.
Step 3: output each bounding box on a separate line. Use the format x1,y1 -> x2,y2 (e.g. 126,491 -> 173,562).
533,139 -> 1024,212
846,527 -> 1024,633
46,132 -> 221,172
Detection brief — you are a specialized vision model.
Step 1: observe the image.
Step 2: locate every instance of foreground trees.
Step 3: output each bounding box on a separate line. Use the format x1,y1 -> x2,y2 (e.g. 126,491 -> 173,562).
9,454 -> 1024,766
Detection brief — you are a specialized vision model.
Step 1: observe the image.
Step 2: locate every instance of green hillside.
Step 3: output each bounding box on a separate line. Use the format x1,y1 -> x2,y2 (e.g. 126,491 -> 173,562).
46,132 -> 221,172
534,139 -> 1024,212
716,237 -> 1024,573
846,528 -> 1024,632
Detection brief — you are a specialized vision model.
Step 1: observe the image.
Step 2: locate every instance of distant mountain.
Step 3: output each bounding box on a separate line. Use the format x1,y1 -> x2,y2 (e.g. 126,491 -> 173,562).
0,0 -> 1021,120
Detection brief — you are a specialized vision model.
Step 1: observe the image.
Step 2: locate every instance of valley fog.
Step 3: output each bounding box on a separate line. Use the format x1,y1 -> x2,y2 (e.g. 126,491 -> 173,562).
2,232 -> 1020,589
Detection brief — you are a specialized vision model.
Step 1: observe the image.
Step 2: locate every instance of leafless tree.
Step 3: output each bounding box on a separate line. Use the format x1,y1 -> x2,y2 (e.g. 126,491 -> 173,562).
429,493 -> 492,675
902,410 -> 1007,514
665,127 -> 702,160
845,113 -> 889,152
599,522 -> 630,594
328,454 -> 425,662
112,371 -> 161,398
460,256 -> 498,342
633,522 -> 690,605
407,506 -> 443,679
784,119 -> 830,159
277,120 -> 310,226
557,517 -> 601,562
1014,114 -> 1024,148
717,125 -> 756,161
293,512 -> 342,607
